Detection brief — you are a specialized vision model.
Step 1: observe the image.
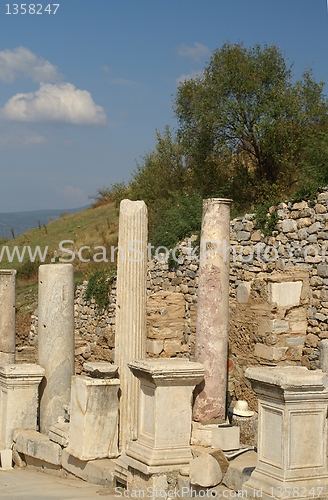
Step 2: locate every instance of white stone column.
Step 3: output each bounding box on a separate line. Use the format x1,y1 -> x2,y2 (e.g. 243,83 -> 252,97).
38,264 -> 75,435
115,199 -> 148,452
193,198 -> 232,422
244,366 -> 328,500
0,270 -> 16,365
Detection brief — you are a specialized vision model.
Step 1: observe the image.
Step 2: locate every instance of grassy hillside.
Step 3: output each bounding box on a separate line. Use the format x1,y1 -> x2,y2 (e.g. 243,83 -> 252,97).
0,206 -> 89,239
0,202 -> 119,276
0,202 -> 119,337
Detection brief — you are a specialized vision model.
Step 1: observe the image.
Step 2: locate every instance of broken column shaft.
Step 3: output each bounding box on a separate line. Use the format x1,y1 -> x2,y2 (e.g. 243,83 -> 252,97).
0,270 -> 16,365
193,198 -> 232,422
115,199 -> 148,452
38,264 -> 75,435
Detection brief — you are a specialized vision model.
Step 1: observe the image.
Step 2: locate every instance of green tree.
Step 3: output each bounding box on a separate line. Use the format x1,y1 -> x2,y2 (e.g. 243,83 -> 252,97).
130,126 -> 187,206
174,42 -> 328,206
129,126 -> 210,246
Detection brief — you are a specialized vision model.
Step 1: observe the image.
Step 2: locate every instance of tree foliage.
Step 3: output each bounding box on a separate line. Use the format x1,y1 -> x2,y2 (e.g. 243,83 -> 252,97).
149,192 -> 203,249
174,42 -> 328,209
130,126 -> 187,206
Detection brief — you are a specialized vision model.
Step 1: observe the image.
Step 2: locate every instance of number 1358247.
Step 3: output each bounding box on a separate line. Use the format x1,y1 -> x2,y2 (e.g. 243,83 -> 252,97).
5,4 -> 60,14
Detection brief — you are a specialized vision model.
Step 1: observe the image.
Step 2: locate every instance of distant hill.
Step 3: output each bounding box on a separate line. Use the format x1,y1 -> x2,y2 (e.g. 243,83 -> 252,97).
0,206 -> 90,239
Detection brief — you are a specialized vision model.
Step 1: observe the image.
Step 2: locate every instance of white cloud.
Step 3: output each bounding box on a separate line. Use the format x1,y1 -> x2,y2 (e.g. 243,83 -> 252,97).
176,70 -> 203,85
177,42 -> 211,62
0,46 -> 61,83
1,82 -> 107,125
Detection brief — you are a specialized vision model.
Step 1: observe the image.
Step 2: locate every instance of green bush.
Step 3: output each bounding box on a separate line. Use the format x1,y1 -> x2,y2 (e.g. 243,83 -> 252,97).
17,260 -> 41,281
150,193 -> 203,249
84,269 -> 116,311
91,182 -> 129,208
255,200 -> 280,236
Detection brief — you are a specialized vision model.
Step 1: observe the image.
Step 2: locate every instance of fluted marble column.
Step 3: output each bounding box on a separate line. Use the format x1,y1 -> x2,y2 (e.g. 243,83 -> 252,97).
115,199 -> 147,452
193,198 -> 232,422
0,270 -> 16,365
38,264 -> 75,435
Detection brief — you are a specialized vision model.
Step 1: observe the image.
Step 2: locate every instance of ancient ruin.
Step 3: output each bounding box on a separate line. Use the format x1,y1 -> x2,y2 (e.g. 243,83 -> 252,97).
1,194 -> 328,499
193,198 -> 232,423
38,264 -> 75,434
0,269 -> 16,365
115,199 -> 148,451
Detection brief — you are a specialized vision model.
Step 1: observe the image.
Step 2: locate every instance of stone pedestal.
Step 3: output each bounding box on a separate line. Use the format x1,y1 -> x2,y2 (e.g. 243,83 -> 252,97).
115,200 -> 148,452
67,371 -> 120,460
0,270 -> 16,365
0,364 -> 45,467
193,198 -> 232,423
126,359 -> 204,474
38,264 -> 75,435
244,366 -> 328,499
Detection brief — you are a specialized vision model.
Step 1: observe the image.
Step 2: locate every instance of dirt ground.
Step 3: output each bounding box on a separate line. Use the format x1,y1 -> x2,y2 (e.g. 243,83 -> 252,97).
16,311 -> 32,347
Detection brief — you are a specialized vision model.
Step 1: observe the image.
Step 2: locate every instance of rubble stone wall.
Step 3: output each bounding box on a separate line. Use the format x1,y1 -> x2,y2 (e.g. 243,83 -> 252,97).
29,189 -> 328,408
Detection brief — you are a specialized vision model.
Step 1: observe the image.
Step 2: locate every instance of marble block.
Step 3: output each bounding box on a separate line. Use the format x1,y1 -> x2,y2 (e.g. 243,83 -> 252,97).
14,429 -> 62,465
244,366 -> 328,500
191,421 -> 218,447
268,281 -> 302,308
212,424 -> 240,451
126,358 -> 204,474
0,449 -> 13,470
83,362 -> 118,378
48,421 -> 69,447
67,375 -> 120,461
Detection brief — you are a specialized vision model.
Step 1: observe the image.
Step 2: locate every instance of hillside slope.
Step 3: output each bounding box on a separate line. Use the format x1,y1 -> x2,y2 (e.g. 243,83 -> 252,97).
0,206 -> 90,239
1,202 -> 118,273
1,202 -> 119,346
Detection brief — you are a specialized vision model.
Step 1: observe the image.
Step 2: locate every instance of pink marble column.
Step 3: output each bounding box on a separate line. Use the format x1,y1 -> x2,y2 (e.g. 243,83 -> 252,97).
193,198 -> 232,422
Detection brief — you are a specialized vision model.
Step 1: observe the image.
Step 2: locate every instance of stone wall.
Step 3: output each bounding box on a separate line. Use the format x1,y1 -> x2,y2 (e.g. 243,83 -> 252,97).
226,190 -> 328,406
69,240 -> 199,373
28,189 -> 328,408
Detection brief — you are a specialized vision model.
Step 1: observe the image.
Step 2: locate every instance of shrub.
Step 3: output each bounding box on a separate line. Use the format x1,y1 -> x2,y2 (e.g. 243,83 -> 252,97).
84,268 -> 116,311
150,193 -> 203,249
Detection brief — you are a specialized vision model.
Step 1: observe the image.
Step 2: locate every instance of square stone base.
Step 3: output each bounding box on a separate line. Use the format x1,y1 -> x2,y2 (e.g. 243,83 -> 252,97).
244,468 -> 328,500
127,466 -> 179,497
126,440 -> 192,475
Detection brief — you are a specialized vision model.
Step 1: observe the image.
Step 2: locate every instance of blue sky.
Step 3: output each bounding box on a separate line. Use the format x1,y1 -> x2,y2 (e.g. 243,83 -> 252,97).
0,0 -> 327,212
